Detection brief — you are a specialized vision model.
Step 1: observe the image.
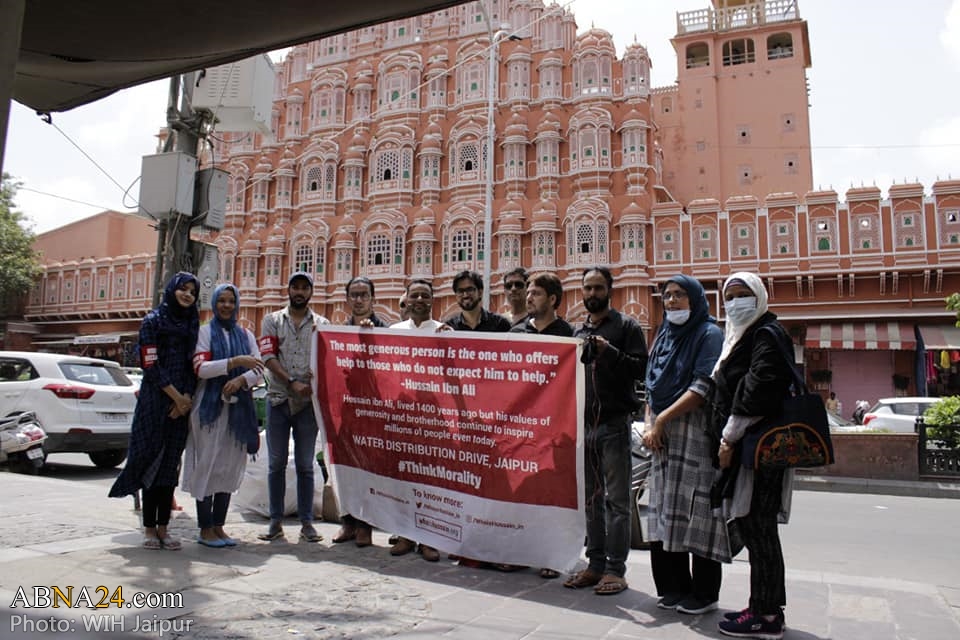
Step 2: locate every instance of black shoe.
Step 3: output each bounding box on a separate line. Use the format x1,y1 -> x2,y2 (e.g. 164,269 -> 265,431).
656,593 -> 685,610
718,610 -> 784,639
724,607 -> 750,621
677,596 -> 719,615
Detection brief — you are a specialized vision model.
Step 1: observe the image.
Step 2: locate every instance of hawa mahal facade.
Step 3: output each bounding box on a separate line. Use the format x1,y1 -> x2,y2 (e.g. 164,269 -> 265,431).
20,0 -> 960,408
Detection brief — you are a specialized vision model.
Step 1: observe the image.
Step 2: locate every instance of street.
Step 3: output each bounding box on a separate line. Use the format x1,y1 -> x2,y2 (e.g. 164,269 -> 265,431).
0,456 -> 958,639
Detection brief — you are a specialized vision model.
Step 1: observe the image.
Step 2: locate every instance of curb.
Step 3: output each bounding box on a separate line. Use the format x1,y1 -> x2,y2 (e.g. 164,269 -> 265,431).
795,474 -> 960,499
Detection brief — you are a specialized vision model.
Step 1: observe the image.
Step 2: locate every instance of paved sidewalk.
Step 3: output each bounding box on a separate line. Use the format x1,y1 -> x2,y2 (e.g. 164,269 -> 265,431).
0,472 -> 958,639
794,473 -> 960,499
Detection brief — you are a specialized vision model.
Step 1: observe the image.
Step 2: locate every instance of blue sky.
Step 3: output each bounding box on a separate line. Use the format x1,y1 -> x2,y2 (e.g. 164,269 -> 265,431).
5,0 -> 960,233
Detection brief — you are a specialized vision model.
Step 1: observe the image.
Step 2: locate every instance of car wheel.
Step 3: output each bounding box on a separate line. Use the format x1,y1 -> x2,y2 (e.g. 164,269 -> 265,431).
89,449 -> 128,469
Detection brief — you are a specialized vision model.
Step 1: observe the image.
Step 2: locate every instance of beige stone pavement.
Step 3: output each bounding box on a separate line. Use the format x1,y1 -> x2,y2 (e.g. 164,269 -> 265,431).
1,471 -> 958,639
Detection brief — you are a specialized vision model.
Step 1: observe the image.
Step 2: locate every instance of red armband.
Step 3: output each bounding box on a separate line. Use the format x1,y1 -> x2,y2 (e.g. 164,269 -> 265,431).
140,345 -> 158,368
193,351 -> 212,374
258,335 -> 278,357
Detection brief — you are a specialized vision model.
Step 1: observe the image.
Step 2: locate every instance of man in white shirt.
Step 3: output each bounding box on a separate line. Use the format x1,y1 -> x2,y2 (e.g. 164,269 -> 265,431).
388,279 -> 442,560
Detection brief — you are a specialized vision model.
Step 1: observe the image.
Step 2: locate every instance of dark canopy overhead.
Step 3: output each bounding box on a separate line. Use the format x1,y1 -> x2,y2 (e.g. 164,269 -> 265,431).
15,0 -> 471,113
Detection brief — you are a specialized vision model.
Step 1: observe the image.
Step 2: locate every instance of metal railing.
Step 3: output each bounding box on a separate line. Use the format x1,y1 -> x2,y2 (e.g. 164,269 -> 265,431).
917,418 -> 960,477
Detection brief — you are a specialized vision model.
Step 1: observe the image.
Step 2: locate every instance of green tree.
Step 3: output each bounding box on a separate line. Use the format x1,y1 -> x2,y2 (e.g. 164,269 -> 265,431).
0,174 -> 41,317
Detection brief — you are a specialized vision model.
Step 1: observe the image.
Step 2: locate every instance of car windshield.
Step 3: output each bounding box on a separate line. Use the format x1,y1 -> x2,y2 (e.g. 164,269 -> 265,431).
58,362 -> 133,386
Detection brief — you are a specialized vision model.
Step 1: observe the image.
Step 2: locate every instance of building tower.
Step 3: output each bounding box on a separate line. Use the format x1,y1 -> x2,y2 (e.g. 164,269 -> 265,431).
656,0 -> 813,204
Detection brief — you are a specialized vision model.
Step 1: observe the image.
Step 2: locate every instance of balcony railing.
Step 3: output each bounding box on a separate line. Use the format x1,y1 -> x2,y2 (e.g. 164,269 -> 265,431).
678,0 -> 800,35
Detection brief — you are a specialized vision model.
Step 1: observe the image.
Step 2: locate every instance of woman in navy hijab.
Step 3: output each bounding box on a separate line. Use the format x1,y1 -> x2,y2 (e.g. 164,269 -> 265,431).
110,272 -> 200,550
643,275 -> 730,615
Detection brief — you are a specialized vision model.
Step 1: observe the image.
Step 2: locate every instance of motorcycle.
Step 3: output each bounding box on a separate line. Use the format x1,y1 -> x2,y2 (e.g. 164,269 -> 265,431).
0,412 -> 47,474
629,419 -> 653,548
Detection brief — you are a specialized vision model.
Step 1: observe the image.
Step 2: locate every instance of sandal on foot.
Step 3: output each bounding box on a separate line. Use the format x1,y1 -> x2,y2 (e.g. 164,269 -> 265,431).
160,536 -> 182,550
493,563 -> 526,572
539,568 -> 560,579
594,574 -> 628,595
142,536 -> 162,550
563,569 -> 603,589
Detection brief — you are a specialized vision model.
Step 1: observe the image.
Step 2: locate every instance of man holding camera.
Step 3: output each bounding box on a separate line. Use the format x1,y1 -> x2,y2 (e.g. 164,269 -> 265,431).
565,267 -> 648,596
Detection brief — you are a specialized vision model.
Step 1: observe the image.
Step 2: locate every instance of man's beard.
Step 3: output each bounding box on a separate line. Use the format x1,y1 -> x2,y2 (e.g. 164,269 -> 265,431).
458,298 -> 480,312
289,297 -> 309,310
584,296 -> 609,313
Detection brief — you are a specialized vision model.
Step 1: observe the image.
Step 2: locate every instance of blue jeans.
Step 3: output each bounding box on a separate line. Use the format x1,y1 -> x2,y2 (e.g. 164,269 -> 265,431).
266,401 -> 319,523
584,417 -> 632,578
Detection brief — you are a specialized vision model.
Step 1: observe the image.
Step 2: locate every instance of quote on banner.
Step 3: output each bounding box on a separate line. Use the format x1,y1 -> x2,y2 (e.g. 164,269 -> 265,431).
315,326 -> 584,564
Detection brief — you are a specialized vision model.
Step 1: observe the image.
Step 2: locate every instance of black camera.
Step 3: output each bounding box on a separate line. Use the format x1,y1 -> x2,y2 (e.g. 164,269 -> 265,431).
581,334 -> 597,364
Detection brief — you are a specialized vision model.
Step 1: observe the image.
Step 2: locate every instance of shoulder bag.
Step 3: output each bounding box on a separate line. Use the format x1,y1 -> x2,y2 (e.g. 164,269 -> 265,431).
741,326 -> 835,470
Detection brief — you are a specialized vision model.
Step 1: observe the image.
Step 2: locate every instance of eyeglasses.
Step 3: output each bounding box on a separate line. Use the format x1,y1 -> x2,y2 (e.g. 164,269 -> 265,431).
455,286 -> 478,296
505,281 -> 526,290
662,291 -> 688,302
348,291 -> 371,300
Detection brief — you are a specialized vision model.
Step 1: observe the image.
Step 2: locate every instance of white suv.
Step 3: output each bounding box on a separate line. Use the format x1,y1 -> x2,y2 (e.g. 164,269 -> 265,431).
862,397 -> 940,433
0,351 -> 138,468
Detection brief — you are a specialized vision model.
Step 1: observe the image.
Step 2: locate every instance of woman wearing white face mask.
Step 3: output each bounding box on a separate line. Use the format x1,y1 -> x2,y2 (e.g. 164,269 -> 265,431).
643,275 -> 729,615
711,273 -> 794,640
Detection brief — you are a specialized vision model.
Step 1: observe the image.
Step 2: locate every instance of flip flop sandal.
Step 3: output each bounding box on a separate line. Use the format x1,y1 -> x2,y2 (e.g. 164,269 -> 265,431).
539,568 -> 561,579
594,575 -> 628,595
563,569 -> 603,589
142,536 -> 162,550
160,536 -> 182,550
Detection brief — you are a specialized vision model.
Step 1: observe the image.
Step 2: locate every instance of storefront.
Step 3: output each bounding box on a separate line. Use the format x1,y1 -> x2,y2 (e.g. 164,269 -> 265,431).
805,322 -> 916,416
916,325 -> 960,397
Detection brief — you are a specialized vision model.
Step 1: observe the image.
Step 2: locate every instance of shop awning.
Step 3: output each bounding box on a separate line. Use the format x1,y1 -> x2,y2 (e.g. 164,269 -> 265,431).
805,322 -> 916,350
917,325 -> 960,350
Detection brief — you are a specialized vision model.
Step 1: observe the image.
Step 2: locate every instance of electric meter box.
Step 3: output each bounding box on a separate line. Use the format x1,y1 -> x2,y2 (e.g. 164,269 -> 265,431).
194,167 -> 229,230
192,54 -> 275,135
138,152 -> 197,219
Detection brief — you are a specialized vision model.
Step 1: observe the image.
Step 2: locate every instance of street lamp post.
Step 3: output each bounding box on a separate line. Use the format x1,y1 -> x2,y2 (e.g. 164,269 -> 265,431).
481,28 -> 501,311
478,0 -> 518,310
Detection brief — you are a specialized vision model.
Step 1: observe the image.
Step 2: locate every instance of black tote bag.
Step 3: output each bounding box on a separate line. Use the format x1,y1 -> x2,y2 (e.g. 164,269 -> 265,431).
740,326 -> 835,470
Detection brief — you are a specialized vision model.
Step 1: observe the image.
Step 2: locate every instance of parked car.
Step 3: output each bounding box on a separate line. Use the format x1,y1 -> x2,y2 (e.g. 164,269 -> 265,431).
0,351 -> 138,468
121,367 -> 143,387
828,411 -> 869,433
861,397 -> 940,433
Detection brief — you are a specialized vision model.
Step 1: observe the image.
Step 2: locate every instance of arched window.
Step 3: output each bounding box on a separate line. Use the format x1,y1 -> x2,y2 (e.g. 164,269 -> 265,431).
767,33 -> 794,60
306,166 -> 322,193
366,233 -> 391,268
722,39 -> 755,66
293,244 -> 314,273
685,42 -> 710,68
452,228 -> 473,263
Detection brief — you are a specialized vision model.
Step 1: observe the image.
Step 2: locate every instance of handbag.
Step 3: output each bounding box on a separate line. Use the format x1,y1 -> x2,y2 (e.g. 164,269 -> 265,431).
741,326 -> 835,470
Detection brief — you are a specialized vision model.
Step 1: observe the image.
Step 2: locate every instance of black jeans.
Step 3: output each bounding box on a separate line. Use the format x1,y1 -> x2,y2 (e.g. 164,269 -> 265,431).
650,542 -> 722,601
196,492 -> 231,529
141,486 -> 174,528
737,468 -> 786,614
584,418 -> 632,578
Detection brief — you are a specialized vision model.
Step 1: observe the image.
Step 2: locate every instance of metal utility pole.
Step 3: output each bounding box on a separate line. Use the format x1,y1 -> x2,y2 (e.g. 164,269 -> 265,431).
0,0 -> 26,174
152,73 -> 201,308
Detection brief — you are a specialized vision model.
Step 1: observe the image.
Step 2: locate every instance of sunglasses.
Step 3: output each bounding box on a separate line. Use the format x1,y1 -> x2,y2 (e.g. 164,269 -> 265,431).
505,281 -> 526,290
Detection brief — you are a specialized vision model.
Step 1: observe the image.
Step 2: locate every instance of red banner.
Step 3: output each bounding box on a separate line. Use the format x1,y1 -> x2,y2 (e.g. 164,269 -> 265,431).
314,326 -> 584,568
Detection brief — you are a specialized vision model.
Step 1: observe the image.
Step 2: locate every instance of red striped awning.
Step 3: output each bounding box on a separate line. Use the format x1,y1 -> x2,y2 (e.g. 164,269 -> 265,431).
804,322 -> 916,350
917,325 -> 960,350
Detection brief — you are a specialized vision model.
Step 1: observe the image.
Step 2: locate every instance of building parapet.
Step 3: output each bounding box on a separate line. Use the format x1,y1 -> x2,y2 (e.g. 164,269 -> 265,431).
677,0 -> 801,36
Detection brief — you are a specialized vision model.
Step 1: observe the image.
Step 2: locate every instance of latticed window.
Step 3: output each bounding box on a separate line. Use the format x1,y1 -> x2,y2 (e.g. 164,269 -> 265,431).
267,256 -> 281,279
305,167 -> 321,193
452,229 -> 473,263
598,223 -> 608,256
335,249 -> 352,279
460,143 -> 479,173
294,244 -> 314,273
113,274 -> 126,299
374,150 -> 399,182
315,243 -> 326,275
367,233 -> 391,266
533,232 -> 554,267
577,224 -> 593,255
394,233 -> 404,265
401,150 -> 412,180
414,242 -> 431,273
323,165 -> 336,197
241,257 -> 257,287
222,255 -> 235,283
344,167 -> 362,198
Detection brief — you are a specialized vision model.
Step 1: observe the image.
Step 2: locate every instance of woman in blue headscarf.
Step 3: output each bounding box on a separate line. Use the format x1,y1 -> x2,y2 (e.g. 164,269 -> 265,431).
643,275 -> 730,615
182,284 -> 263,547
110,272 -> 200,551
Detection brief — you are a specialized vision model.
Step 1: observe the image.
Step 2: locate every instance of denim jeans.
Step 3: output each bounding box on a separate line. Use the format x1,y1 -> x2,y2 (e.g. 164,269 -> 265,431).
584,417 -> 632,578
266,401 -> 319,523
196,492 -> 231,529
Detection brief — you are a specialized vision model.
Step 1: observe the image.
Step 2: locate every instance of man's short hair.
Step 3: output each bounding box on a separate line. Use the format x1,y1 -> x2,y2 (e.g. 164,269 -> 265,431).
452,270 -> 483,292
345,276 -> 375,298
407,279 -> 434,295
583,266 -> 614,290
530,272 -> 563,309
503,267 -> 528,284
